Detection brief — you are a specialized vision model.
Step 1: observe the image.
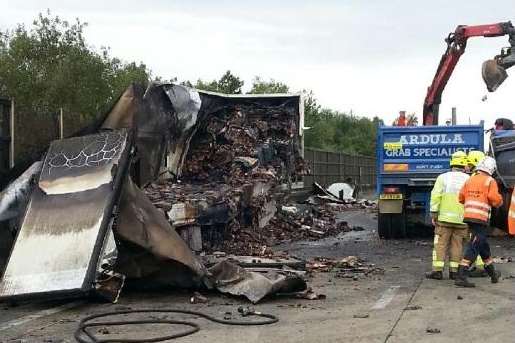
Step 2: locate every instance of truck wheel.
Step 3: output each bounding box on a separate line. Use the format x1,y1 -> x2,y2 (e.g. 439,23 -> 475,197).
391,214 -> 407,239
378,213 -> 392,239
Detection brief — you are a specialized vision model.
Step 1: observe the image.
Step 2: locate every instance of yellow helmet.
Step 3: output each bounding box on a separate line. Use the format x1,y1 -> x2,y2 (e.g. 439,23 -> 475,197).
450,151 -> 468,168
467,150 -> 486,168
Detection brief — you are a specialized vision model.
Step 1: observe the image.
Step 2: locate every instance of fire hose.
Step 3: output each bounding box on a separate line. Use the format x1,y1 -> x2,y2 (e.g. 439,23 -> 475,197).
74,307 -> 279,342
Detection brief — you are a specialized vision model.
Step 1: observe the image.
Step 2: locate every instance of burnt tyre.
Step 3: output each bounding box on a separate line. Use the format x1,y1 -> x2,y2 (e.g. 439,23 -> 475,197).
391,213 -> 407,239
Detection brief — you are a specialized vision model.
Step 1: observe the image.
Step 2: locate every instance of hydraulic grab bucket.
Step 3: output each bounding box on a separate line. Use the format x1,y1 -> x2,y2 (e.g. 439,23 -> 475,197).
482,46 -> 515,92
482,59 -> 508,92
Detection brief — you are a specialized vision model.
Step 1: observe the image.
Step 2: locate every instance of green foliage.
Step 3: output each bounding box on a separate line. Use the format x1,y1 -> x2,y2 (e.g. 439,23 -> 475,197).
194,70 -> 243,94
248,77 -> 289,94
0,11 -> 150,116
303,93 -> 379,156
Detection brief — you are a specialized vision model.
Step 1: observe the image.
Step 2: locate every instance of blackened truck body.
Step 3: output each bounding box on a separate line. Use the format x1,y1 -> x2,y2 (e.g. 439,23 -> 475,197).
376,124 -> 484,238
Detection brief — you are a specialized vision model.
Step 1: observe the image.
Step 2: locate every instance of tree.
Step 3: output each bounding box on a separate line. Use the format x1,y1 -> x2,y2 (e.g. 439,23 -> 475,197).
303,91 -> 378,156
303,90 -> 321,126
0,11 -> 150,117
194,70 -> 243,94
218,70 -> 243,94
248,77 -> 289,94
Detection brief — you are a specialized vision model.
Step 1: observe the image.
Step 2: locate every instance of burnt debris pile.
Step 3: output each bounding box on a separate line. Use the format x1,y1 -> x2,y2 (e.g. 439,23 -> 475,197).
143,98 -> 362,256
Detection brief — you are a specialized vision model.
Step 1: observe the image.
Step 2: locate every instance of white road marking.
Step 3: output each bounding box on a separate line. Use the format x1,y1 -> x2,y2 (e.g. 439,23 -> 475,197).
372,286 -> 400,310
0,300 -> 84,331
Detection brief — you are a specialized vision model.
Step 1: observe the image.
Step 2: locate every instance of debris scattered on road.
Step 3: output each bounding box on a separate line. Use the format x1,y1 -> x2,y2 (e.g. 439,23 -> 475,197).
201,254 -> 306,270
457,295 -> 464,300
190,292 -> 209,304
353,313 -> 370,318
327,182 -> 357,200
206,260 -> 307,304
405,305 -> 422,311
309,182 -> 378,210
293,288 -> 327,300
306,256 -> 385,279
98,327 -> 110,335
426,327 -> 441,334
146,179 -> 372,257
492,256 -> 512,264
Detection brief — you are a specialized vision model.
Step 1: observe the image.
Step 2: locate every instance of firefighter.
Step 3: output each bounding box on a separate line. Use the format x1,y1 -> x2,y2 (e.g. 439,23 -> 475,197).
466,150 -> 485,174
426,151 -> 470,280
455,156 -> 503,287
396,111 -> 407,126
466,150 -> 487,276
509,189 -> 515,236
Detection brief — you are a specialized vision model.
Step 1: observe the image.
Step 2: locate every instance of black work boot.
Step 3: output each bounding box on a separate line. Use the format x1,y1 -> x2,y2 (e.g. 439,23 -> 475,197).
425,271 -> 443,280
468,268 -> 488,278
484,264 -> 501,284
449,271 -> 457,280
455,265 -> 475,288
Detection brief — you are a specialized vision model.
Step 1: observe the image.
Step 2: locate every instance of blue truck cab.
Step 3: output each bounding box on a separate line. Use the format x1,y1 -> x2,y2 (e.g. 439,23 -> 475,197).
376,124 -> 484,238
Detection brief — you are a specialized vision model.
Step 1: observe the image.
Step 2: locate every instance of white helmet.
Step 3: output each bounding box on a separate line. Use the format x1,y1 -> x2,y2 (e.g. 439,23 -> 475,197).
476,156 -> 497,176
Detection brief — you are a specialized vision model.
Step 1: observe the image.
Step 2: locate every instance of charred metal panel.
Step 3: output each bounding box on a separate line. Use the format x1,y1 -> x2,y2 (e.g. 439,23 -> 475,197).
0,130 -> 130,299
162,85 -> 202,178
100,83 -> 201,185
207,260 -> 307,303
114,177 -> 206,289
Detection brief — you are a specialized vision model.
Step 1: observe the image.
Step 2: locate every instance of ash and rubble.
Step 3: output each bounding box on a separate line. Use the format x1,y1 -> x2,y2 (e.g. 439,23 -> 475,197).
306,256 -> 385,279
142,98 -> 376,256
145,179 -> 376,257
0,83 -> 377,305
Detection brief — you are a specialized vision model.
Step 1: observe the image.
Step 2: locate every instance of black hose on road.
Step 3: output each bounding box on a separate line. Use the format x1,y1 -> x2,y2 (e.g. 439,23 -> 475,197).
74,308 -> 279,343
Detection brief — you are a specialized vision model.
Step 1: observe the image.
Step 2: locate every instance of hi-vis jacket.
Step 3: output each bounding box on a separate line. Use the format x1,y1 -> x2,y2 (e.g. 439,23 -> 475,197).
459,173 -> 503,225
430,171 -> 470,225
508,188 -> 515,235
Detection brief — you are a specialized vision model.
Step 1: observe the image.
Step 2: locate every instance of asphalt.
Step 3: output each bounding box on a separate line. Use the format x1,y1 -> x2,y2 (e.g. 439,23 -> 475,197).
1,209 -> 514,343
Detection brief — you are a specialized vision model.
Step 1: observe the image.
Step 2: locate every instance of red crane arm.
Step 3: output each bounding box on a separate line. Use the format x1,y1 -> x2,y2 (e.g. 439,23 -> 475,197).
423,22 -> 514,126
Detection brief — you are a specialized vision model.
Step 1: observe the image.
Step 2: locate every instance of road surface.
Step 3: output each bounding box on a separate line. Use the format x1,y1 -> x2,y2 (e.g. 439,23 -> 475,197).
1,209 -> 514,342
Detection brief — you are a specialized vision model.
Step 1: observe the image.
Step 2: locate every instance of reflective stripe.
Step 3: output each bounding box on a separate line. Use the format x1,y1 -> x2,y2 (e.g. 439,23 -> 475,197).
449,261 -> 459,268
509,210 -> 515,219
475,256 -> 484,266
439,212 -> 461,219
465,208 -> 490,217
464,200 -> 490,210
484,177 -> 492,187
433,261 -> 445,268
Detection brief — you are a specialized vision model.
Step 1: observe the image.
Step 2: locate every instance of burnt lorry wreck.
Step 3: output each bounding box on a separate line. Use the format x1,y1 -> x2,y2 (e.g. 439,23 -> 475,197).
0,83 -> 351,303
146,89 -> 306,255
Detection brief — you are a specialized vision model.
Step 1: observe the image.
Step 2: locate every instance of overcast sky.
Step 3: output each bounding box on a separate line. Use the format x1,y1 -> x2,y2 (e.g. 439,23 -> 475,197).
1,0 -> 515,127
